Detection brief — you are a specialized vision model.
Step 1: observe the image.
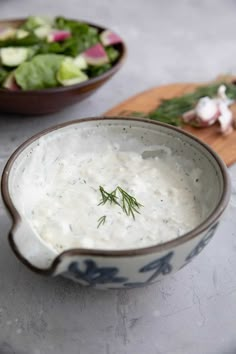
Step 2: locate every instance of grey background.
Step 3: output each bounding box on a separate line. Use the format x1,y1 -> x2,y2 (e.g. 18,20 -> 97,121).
0,0 -> 236,353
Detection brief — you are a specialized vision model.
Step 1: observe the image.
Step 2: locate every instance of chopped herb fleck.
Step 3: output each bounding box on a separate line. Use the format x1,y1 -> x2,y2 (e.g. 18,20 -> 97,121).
97,215 -> 106,228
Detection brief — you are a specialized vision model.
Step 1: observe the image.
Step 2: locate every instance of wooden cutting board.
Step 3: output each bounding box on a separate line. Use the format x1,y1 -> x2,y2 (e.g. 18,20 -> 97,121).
104,81 -> 236,167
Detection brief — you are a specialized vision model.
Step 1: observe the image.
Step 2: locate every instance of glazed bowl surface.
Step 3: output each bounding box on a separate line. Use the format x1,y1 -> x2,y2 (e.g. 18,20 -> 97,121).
1,117 -> 231,288
0,18 -> 126,115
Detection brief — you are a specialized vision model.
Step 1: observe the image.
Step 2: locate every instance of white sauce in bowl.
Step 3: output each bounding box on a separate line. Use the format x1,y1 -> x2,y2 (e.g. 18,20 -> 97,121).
29,144 -> 203,252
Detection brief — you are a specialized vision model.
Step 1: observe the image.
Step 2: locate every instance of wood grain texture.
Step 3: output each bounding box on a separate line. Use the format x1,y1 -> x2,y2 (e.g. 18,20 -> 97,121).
104,82 -> 236,166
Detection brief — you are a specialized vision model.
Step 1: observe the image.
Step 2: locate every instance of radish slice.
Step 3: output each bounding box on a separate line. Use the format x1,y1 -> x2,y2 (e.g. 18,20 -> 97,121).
82,43 -> 109,66
100,30 -> 122,46
47,30 -> 71,42
3,72 -> 20,90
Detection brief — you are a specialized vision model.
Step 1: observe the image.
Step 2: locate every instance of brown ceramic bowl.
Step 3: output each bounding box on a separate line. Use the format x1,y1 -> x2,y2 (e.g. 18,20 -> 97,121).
0,18 -> 127,115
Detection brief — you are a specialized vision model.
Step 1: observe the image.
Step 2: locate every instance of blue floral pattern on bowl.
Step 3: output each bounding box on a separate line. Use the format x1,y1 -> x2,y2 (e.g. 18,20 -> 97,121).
124,252 -> 173,288
63,223 -> 220,288
65,260 -> 128,286
180,222 -> 219,269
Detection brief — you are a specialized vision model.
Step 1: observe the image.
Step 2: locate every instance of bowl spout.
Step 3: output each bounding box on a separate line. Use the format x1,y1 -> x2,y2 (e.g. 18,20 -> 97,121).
10,219 -> 57,271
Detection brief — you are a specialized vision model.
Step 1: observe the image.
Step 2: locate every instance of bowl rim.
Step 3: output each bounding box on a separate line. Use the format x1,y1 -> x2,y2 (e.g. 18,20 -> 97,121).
0,17 -> 127,94
1,117 -> 231,275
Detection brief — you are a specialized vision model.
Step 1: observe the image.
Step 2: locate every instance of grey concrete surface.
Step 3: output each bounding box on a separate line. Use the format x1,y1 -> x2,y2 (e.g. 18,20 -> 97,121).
0,1 -> 236,353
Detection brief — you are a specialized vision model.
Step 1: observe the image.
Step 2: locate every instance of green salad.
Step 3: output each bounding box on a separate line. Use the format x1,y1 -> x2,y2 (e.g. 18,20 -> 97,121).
0,16 -> 122,90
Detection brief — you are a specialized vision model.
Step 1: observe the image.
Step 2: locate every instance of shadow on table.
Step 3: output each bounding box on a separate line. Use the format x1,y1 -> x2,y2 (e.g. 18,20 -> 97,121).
0,100 -> 91,133
0,341 -> 27,354
222,349 -> 236,354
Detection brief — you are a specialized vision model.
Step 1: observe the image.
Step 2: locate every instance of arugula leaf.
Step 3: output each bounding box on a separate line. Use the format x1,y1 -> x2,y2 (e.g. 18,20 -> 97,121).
106,46 -> 120,63
54,17 -> 99,56
15,54 -> 65,90
38,36 -> 99,57
38,38 -> 79,57
38,41 -> 66,54
0,34 -> 40,48
86,63 -> 111,78
55,17 -> 97,36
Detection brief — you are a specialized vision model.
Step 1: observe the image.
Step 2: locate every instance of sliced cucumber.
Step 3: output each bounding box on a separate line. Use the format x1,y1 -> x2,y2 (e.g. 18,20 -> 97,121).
34,26 -> 51,39
0,47 -> 29,67
58,77 -> 88,86
57,58 -> 88,86
15,29 -> 29,39
73,55 -> 88,70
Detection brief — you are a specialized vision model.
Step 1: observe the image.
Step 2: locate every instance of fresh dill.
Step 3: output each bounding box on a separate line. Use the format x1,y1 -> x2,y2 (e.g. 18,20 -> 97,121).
132,82 -> 236,127
116,186 -> 143,218
97,215 -> 107,228
98,186 -> 143,220
98,186 -> 119,206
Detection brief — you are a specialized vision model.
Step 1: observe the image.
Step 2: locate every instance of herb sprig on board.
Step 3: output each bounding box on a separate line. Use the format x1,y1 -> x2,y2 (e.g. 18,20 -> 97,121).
145,82 -> 236,126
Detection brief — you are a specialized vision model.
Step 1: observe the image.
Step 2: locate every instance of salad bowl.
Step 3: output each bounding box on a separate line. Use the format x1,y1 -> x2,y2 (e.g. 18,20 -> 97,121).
1,117 -> 231,289
0,17 -> 126,115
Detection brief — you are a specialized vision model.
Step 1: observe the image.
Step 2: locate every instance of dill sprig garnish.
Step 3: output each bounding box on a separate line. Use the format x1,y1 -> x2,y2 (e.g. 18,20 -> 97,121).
116,186 -> 143,219
97,215 -> 107,228
98,186 -> 119,206
98,185 -> 143,220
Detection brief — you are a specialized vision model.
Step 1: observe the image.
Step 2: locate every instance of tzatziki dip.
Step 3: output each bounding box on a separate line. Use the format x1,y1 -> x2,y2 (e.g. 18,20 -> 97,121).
28,142 -> 204,253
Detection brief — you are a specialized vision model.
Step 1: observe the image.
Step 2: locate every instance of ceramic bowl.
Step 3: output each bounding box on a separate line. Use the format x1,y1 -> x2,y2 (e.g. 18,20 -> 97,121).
1,117 -> 231,289
0,19 -> 126,115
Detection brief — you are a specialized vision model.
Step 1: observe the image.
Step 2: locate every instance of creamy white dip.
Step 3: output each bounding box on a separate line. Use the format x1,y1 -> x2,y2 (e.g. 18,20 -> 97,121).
28,143 -> 203,252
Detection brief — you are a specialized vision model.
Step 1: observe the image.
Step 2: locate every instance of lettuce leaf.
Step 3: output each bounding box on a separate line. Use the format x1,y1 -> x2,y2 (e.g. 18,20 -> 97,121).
15,54 -> 65,90
57,58 -> 88,85
20,16 -> 53,31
